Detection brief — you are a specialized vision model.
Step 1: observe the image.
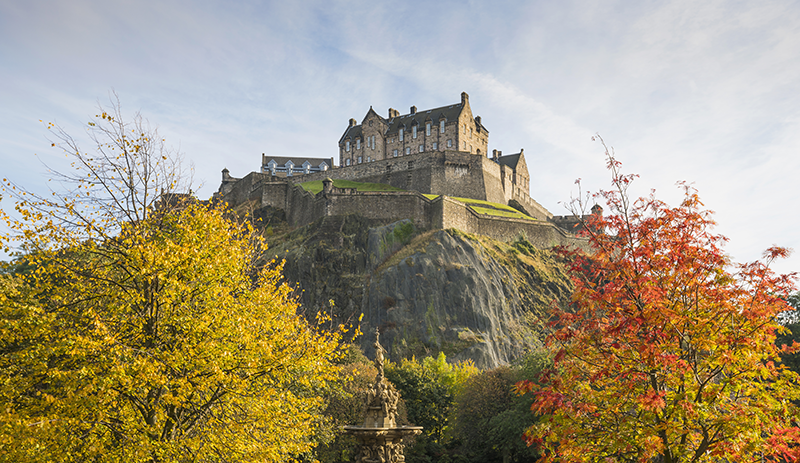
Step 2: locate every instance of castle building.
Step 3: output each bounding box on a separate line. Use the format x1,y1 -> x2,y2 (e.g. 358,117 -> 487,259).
339,92 -> 489,166
217,92 -> 589,248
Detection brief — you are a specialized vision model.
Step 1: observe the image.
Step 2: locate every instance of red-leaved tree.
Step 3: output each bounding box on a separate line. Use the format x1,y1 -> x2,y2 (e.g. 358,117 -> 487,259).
518,138 -> 800,463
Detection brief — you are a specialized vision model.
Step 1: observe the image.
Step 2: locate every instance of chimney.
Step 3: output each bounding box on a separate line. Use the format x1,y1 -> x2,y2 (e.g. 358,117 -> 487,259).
388,108 -> 399,118
349,118 -> 357,127
461,92 -> 469,105
475,115 -> 481,126
410,105 -> 417,115
492,149 -> 498,160
222,168 -> 230,180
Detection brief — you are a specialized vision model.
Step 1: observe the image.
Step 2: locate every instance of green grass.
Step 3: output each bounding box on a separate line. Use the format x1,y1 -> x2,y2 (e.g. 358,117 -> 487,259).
425,194 -> 536,220
298,179 -> 405,195
471,206 -> 536,221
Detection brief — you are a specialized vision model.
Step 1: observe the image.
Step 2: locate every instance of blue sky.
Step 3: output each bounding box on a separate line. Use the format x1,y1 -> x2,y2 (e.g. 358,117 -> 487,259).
2,0 -> 799,276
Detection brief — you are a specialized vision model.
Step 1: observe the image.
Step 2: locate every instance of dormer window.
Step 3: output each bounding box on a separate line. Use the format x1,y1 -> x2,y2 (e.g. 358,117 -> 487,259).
412,125 -> 417,139
426,123 -> 431,136
440,120 -> 445,133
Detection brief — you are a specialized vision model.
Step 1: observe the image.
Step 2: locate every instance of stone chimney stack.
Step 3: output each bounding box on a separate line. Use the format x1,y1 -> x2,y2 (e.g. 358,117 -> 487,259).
388,108 -> 399,118
410,106 -> 417,115
492,149 -> 498,161
475,116 -> 481,126
349,118 -> 357,127
461,91 -> 469,105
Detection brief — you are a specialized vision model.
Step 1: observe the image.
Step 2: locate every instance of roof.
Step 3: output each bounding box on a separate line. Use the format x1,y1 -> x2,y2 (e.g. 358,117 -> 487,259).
384,103 -> 466,136
339,97 -> 489,143
496,152 -> 521,169
262,155 -> 333,168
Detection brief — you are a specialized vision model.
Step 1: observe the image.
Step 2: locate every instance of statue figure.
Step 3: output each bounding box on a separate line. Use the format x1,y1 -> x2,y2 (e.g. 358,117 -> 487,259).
374,328 -> 386,377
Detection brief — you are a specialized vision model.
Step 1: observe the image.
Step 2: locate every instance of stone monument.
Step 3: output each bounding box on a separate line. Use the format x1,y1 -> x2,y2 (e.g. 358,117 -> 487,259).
344,329 -> 422,463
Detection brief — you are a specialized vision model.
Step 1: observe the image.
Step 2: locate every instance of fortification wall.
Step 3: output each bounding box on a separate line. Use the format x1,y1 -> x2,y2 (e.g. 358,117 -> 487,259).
219,171 -> 272,206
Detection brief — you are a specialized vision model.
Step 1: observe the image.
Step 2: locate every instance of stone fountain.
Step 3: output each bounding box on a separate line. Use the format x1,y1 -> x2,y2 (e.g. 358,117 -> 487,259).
344,329 -> 423,463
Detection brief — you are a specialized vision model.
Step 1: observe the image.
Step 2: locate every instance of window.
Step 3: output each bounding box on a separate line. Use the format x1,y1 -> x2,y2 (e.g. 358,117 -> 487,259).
426,123 -> 431,136
433,142 -> 438,150
412,125 -> 417,139
367,157 -> 371,162
399,128 -> 404,141
419,145 -> 423,152
440,120 -> 445,133
405,147 -> 410,155
463,141 -> 466,150
358,156 -> 362,164
393,149 -> 398,157
346,158 -> 351,166
447,139 -> 452,148
372,135 -> 375,149
369,120 -> 373,127
346,140 -> 350,151
356,139 -> 361,150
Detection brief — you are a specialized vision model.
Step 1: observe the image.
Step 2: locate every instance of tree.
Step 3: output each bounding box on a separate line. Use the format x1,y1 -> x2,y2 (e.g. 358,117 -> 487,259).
517,138 -> 800,463
0,98 -> 344,462
454,351 -> 549,463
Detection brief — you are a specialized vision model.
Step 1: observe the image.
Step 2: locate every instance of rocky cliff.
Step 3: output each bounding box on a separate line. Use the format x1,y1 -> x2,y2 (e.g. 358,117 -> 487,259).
261,211 -> 572,369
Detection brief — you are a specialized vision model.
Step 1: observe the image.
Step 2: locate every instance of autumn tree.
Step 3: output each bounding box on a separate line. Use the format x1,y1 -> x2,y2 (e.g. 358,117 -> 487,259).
518,139 -> 800,462
0,98 -> 344,462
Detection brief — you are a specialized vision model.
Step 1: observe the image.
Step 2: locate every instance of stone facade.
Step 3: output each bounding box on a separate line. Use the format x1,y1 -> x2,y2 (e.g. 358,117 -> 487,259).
339,92 -> 489,166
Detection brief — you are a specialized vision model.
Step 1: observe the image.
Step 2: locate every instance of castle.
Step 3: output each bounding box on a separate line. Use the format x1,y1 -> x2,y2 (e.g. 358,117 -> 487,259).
217,93 -> 587,248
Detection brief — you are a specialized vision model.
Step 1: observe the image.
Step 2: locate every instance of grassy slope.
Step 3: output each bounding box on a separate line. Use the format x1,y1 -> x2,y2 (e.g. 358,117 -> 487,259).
299,179 -> 405,195
423,194 -> 536,221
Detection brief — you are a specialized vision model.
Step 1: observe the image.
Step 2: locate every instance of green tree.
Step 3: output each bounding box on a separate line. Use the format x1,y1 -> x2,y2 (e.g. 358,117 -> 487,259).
518,139 -> 800,462
454,351 -> 547,463
0,99 -> 344,462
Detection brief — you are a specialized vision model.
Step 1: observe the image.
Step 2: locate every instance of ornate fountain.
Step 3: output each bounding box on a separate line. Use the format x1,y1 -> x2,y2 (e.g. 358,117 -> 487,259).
344,329 -> 423,463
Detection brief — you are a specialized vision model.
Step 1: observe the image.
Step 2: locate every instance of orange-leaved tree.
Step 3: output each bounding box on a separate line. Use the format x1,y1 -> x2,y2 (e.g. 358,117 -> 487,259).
517,138 -> 800,463
0,97 -> 345,462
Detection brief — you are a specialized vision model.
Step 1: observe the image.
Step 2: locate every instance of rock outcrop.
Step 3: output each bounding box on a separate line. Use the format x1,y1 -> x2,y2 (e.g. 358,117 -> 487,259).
264,213 -> 572,370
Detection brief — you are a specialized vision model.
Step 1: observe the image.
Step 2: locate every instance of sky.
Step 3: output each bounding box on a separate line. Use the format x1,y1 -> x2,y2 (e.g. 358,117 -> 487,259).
1,0 -> 799,276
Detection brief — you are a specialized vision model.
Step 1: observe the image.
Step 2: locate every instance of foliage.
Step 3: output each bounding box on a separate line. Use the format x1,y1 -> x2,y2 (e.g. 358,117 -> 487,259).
454,350 -> 549,463
310,344 -> 379,463
385,353 -> 478,462
517,139 -> 800,463
0,99 -> 344,462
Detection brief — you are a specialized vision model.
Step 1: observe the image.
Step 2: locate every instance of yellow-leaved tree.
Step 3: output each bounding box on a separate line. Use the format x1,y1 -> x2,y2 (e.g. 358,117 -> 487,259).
0,96 -> 343,462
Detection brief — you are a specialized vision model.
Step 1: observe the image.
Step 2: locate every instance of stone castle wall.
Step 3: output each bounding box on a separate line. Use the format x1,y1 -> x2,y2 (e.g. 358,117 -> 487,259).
238,179 -> 584,249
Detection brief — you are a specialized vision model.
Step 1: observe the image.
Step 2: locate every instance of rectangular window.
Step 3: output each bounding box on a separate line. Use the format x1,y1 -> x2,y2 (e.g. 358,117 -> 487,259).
426,123 -> 431,136
372,135 -> 376,149
346,141 -> 350,151
358,156 -> 362,164
463,141 -> 466,150
405,147 -> 410,155
433,142 -> 438,150
399,128 -> 404,141
346,158 -> 351,166
440,120 -> 445,133
419,145 -> 423,152
393,149 -> 398,157
356,139 -> 361,149
412,125 -> 417,139
447,139 -> 452,148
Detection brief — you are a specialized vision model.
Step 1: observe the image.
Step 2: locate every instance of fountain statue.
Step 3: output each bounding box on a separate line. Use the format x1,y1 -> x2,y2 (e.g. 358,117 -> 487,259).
344,329 -> 423,462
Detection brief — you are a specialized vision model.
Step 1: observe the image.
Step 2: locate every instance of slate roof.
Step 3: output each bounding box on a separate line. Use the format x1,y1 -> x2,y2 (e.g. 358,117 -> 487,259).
385,103 -> 466,136
496,152 -> 521,169
339,98 -> 489,143
262,156 -> 333,169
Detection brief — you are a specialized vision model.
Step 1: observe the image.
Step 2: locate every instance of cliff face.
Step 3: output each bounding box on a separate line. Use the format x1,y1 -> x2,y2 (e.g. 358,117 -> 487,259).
264,212 -> 572,369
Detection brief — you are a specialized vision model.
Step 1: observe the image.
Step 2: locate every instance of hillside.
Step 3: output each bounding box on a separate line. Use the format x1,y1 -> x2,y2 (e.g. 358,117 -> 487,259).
259,210 -> 572,369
